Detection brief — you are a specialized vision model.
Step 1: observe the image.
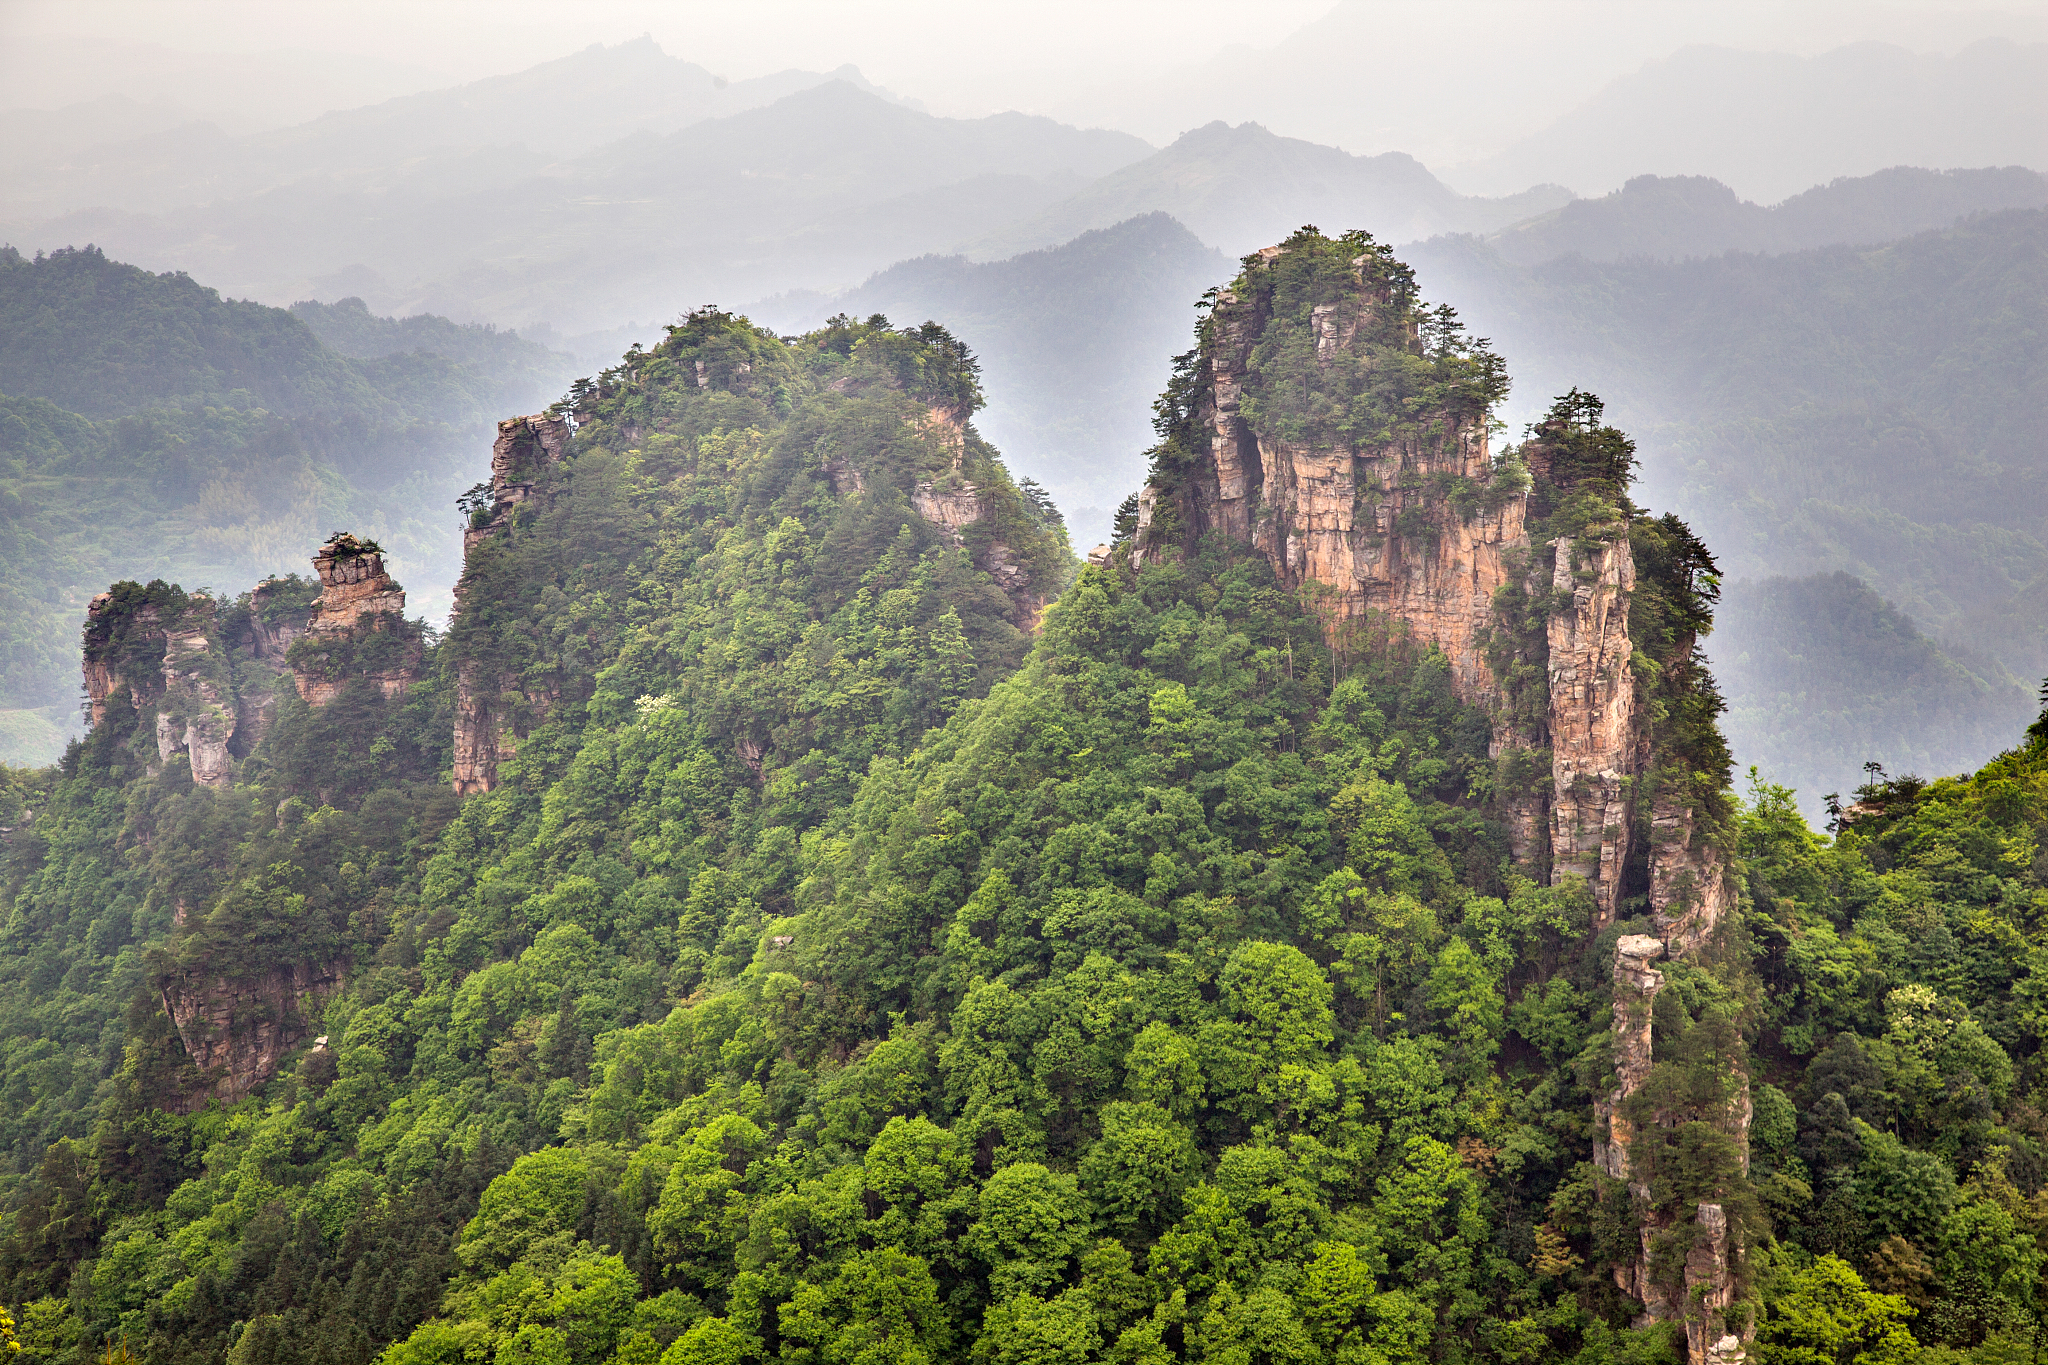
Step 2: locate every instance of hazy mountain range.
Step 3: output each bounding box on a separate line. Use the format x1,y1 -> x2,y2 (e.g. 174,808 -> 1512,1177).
3,29 -> 2044,800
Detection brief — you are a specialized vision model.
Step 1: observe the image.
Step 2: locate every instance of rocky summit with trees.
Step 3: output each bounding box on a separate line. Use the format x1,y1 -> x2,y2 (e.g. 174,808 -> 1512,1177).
0,231 -> 2045,1365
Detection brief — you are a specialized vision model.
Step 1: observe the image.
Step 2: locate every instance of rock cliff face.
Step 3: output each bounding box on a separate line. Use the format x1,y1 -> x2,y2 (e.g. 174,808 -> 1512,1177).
1132,230 -> 1746,1364
290,533 -> 424,707
1135,258 -> 1523,710
466,413 -> 572,552
154,602 -> 236,787
229,577 -> 315,755
1132,232 -> 1733,932
83,587 -> 239,786
160,960 -> 342,1109
82,591 -> 168,726
1595,933 -> 1665,1187
1545,537 -> 1639,921
910,405 -> 1053,620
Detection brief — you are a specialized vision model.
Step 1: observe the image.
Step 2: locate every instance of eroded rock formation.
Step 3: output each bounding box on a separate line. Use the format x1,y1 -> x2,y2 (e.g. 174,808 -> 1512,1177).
229,577 -> 315,755
83,587 -> 239,786
82,591 -> 169,726
910,404 -> 1051,615
1595,934 -> 1665,1187
291,533 -> 424,707
466,414 -> 572,552
1132,235 -> 1735,934
1131,232 -> 1748,1364
1545,537 -> 1639,921
160,960 -> 342,1109
154,603 -> 236,787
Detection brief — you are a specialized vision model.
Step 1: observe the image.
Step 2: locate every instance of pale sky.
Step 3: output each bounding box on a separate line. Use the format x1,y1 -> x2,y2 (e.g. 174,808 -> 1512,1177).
5,0 -> 2046,152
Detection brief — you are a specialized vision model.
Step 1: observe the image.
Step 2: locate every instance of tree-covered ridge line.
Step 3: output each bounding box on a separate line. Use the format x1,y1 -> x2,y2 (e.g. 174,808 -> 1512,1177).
0,244 -> 578,763
0,232 -> 2038,1365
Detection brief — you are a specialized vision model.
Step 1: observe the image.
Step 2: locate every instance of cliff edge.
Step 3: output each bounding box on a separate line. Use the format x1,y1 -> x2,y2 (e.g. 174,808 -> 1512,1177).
1129,227 -> 1748,1359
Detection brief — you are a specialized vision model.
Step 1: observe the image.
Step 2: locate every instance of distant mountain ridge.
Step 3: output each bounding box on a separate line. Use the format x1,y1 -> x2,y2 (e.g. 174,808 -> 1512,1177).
16,80 -> 1155,335
2,38 -> 930,220
965,120 -> 1572,259
1487,166 -> 2048,265
1449,38 -> 2048,201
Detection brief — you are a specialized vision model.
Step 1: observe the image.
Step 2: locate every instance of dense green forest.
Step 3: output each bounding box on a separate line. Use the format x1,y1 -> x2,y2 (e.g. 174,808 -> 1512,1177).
754,212 -> 1230,546
1,235 -> 2046,1365
0,246 -> 572,765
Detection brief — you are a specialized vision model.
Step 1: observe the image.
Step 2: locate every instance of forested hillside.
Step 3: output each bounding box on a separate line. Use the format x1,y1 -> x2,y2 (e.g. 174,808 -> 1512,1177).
751,213 -> 1230,545
0,246 -> 569,765
0,234 -> 2045,1365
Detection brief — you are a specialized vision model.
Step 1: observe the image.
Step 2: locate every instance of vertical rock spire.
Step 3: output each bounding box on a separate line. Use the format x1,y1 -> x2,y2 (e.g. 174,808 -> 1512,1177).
1130,229 -> 1748,1364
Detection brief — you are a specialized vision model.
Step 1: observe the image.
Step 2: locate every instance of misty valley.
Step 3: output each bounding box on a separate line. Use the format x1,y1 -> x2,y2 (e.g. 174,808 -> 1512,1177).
0,19 -> 2045,1365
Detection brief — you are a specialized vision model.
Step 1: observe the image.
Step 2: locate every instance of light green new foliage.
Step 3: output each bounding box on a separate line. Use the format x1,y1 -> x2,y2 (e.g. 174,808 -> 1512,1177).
1754,1255 -> 1918,1365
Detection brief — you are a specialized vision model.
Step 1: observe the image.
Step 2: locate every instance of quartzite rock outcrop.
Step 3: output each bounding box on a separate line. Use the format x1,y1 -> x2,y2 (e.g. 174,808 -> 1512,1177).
160,960 -> 343,1110
154,602 -> 236,787
1130,231 -> 1748,1362
288,533 -> 424,708
83,587 -> 239,787
1132,234 -> 1734,934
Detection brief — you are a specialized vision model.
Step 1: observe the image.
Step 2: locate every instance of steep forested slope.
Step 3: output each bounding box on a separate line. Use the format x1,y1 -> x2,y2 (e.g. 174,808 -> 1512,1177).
751,213 -> 1231,544
0,235 -> 2043,1365
0,247 -> 569,763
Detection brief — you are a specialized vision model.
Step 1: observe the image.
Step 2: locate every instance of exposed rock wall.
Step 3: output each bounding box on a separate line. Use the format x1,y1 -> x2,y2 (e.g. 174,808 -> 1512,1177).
1134,235 -> 1748,1365
82,590 -> 238,785
466,413 -> 572,552
154,607 -> 236,787
1135,237 -> 1732,939
1137,266 -> 1522,710
160,959 -> 343,1109
1546,536 -> 1639,926
1651,797 -> 1738,956
453,659 -> 514,799
293,534 -> 423,707
82,593 -> 166,726
909,403 -> 1053,621
229,579 -> 314,755
1595,934 -> 1665,1187
1686,1204 -> 1751,1365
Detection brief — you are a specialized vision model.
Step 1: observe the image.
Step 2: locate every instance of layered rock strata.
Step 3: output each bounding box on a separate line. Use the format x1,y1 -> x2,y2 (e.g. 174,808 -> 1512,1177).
1133,235 -> 1746,1363
292,534 -> 423,707
160,960 -> 343,1109
1134,238 -> 1734,931
1545,537 -> 1638,920
467,413 -> 573,551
